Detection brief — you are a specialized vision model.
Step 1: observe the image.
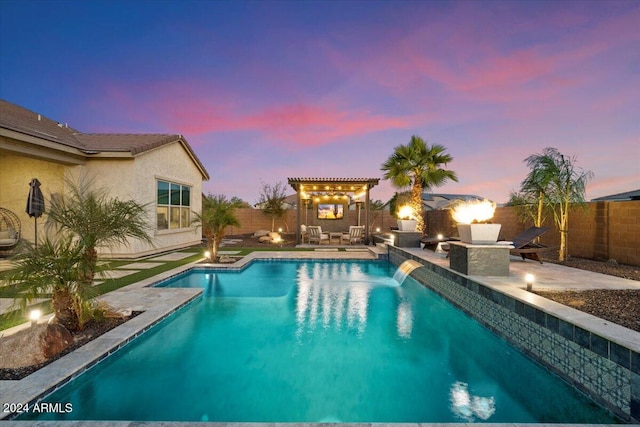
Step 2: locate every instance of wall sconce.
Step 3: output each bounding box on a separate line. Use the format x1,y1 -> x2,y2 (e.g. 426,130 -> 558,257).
278,227 -> 283,233
30,309 -> 42,326
375,227 -> 381,233
525,273 -> 535,291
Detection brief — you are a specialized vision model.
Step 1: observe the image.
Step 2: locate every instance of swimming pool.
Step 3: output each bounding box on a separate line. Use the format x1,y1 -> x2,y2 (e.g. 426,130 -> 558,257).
23,260 -> 616,422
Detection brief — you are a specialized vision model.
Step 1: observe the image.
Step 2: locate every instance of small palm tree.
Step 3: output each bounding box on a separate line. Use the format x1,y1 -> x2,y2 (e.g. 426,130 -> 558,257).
46,178 -> 153,284
522,147 -> 593,261
193,194 -> 240,261
381,135 -> 457,233
7,235 -> 94,331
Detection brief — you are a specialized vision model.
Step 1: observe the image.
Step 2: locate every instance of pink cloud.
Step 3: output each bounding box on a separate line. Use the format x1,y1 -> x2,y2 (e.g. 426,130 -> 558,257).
95,79 -> 415,146
324,1 -> 633,111
241,104 -> 413,147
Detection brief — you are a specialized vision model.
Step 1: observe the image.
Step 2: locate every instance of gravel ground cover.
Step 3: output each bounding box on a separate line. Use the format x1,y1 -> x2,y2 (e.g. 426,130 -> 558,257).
536,256 -> 640,333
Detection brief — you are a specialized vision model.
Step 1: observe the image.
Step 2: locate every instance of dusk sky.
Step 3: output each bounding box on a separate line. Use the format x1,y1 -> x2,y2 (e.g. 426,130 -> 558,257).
1,0 -> 638,205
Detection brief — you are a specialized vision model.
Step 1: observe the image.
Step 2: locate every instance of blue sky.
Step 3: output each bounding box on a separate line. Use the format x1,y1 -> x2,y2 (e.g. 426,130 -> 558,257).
1,0 -> 638,204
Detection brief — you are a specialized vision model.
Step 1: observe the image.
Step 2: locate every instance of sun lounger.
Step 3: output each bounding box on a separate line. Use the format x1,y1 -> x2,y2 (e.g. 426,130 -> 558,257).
508,226 -> 557,264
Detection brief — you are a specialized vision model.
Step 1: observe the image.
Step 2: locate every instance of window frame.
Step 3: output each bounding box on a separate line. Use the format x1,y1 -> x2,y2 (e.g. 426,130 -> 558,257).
156,179 -> 192,231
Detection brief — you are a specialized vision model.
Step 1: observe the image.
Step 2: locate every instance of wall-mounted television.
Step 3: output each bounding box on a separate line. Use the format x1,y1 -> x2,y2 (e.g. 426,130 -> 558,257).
317,203 -> 344,220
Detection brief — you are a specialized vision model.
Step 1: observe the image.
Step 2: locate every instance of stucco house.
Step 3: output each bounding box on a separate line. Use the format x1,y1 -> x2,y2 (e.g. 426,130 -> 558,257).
0,99 -> 209,258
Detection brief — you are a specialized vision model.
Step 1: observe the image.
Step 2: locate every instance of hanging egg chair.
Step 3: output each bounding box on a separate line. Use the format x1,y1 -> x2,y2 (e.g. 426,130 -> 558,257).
0,207 -> 21,253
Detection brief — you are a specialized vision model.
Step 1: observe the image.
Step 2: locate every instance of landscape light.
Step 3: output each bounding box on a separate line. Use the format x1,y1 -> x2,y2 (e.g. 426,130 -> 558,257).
29,309 -> 41,326
375,227 -> 381,233
437,233 -> 444,241
204,250 -> 211,260
525,273 -> 535,291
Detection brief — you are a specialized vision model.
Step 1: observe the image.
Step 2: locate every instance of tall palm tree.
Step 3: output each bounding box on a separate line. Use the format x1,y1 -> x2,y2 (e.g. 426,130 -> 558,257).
523,147 -> 593,261
46,178 -> 153,284
193,194 -> 240,261
7,236 -> 94,331
381,135 -> 457,233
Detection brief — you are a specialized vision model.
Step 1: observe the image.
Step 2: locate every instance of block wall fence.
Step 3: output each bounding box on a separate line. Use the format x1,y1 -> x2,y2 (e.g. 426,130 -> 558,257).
220,201 -> 639,266
222,208 -> 397,236
424,200 -> 640,267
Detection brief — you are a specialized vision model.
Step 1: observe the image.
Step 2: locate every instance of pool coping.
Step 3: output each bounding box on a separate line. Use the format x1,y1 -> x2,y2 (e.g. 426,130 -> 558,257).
0,248 -> 633,425
0,422 -> 625,427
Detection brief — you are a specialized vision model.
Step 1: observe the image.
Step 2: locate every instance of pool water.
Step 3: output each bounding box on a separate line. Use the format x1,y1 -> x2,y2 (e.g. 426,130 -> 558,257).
25,260 -> 617,423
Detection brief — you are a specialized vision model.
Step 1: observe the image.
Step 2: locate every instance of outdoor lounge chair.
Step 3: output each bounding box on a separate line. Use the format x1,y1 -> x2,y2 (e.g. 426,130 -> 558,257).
508,226 -> 556,264
341,226 -> 364,245
307,226 -> 329,245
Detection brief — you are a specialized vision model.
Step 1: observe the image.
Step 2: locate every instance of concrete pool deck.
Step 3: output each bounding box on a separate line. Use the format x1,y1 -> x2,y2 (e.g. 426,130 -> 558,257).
1,246 -> 638,424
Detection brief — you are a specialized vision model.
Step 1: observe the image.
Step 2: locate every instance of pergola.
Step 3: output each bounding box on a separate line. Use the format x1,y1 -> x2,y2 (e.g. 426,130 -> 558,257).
288,177 -> 380,244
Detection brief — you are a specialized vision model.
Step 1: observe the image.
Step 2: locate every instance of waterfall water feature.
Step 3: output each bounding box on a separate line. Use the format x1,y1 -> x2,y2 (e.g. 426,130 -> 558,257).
392,260 -> 423,286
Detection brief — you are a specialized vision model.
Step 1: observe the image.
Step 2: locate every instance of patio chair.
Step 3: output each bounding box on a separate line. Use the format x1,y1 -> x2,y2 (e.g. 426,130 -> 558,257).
307,226 -> 329,245
341,226 -> 364,245
300,224 -> 308,243
507,226 -> 557,264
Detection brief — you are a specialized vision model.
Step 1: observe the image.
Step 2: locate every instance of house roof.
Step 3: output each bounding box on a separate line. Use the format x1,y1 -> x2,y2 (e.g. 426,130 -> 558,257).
0,99 -> 209,180
591,189 -> 640,201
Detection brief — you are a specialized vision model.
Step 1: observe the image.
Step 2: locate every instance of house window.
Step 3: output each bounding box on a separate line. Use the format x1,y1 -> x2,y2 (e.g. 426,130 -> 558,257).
157,180 -> 191,230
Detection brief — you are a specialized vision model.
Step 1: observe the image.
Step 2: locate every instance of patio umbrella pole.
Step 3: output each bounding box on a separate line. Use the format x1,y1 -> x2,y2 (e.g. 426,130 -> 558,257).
26,178 -> 45,250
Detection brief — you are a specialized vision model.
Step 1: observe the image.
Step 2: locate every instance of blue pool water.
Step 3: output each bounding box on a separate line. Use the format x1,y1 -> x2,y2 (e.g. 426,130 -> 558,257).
25,260 -> 616,422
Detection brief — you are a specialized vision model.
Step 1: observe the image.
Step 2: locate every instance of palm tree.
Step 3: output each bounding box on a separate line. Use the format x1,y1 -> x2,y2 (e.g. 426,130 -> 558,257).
193,194 -> 240,261
381,135 -> 457,233
6,236 -> 94,331
46,178 -> 153,284
522,147 -> 593,261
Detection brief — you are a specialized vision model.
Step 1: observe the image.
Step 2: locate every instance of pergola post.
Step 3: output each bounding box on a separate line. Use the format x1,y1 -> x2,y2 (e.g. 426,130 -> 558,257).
296,188 -> 302,244
365,185 -> 371,245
